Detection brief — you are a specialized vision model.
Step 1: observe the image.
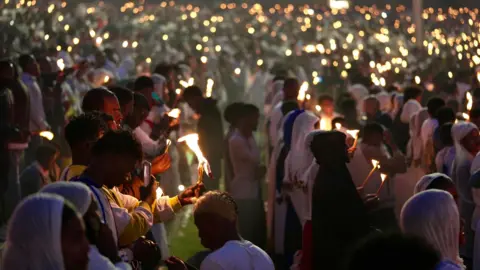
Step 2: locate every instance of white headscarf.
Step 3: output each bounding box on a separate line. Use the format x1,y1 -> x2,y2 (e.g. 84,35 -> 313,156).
2,194 -> 67,270
401,190 -> 463,267
414,173 -> 453,194
348,84 -> 369,115
390,93 -> 403,119
41,182 -> 92,216
151,73 -> 167,97
284,111 -> 319,184
451,122 -> 478,165
376,91 -> 392,112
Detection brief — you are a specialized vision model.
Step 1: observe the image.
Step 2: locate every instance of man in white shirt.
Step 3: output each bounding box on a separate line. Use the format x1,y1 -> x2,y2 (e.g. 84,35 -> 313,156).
166,191 -> 274,270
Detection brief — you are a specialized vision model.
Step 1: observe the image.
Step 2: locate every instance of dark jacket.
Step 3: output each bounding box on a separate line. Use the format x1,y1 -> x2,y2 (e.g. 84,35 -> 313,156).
197,98 -> 224,160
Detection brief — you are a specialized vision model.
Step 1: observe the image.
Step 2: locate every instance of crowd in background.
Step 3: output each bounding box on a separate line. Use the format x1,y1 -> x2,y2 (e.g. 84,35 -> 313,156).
1,0 -> 480,270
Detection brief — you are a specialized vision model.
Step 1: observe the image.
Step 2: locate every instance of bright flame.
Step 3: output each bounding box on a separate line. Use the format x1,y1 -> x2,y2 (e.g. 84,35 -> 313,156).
315,105 -> 322,112
178,185 -> 185,192
297,82 -> 309,101
178,134 -> 212,176
179,80 -> 189,88
467,92 -> 473,111
320,119 -> 327,130
175,89 -> 181,95
346,130 -> 360,139
206,78 -> 214,97
234,68 -> 241,75
380,174 -> 387,182
335,123 -> 342,130
39,131 -> 54,141
371,159 -> 379,168
188,78 -> 195,87
156,187 -> 163,198
168,108 -> 181,118
463,113 -> 470,120
104,76 -> 110,84
56,59 -> 65,71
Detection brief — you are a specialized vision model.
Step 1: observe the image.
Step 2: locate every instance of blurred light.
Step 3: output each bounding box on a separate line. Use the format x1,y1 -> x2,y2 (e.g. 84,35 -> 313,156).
234,68 -> 241,75
73,38 -> 79,45
132,41 -> 138,48
122,41 -> 129,48
200,56 -> 208,64
146,58 -> 152,64
257,59 -> 264,66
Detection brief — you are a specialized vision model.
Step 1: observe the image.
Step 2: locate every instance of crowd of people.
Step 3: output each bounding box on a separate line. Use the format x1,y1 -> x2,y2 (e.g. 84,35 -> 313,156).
1,0 -> 480,269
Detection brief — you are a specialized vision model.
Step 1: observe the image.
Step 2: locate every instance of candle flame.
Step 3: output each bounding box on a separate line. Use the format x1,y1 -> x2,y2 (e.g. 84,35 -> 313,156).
381,174 -> 387,182
467,92 -> 473,111
39,131 -> 54,141
297,82 -> 309,101
178,134 -> 212,176
156,187 -> 163,199
178,185 -> 185,192
315,105 -> 322,112
463,113 -> 470,120
56,59 -> 65,71
371,159 -> 379,168
168,108 -> 181,118
320,119 -> 327,130
346,129 -> 359,138
175,88 -> 182,95
179,80 -> 189,88
104,76 -> 110,84
188,77 -> 195,86
335,123 -> 342,129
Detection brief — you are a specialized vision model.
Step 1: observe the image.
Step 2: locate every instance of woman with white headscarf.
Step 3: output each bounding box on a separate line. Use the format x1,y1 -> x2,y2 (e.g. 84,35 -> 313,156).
348,84 -> 369,116
2,193 -> 90,270
401,190 -> 464,270
414,173 -> 457,199
41,182 -> 132,270
451,121 -> 480,263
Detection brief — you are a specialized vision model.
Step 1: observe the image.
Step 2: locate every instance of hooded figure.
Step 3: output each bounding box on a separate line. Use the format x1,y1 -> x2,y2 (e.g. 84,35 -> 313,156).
311,131 -> 371,270
414,173 -> 456,195
401,190 -> 464,270
451,121 -> 479,261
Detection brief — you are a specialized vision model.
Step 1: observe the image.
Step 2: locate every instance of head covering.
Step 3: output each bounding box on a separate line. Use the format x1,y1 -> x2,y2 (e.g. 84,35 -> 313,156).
451,122 -> 478,166
41,182 -> 92,216
401,190 -> 462,266
284,111 -> 319,184
151,73 -> 167,97
390,93 -> 403,119
348,84 -> 369,104
414,173 -> 453,194
376,92 -> 391,112
311,130 -> 370,269
2,194 -> 67,270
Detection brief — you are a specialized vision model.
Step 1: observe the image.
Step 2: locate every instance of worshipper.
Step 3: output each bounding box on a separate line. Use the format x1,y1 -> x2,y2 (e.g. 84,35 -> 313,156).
310,130 -> 371,270
376,91 -> 392,113
436,123 -> 456,176
268,78 -> 300,150
347,233 -> 441,270
19,144 -> 59,198
409,109 -> 430,171
82,87 -> 123,129
414,173 -> 458,200
339,98 -> 362,129
363,95 -> 393,129
2,193 -> 90,270
228,104 -> 265,248
401,190 -> 464,270
434,107 -> 457,152
421,97 -> 447,170
110,86 -> 134,125
60,112 -> 110,181
451,121 -> 480,265
73,130 -> 201,247
393,86 -> 423,153
19,54 -> 49,164
183,85 -> 224,191
316,94 -> 340,130
223,102 -> 245,193
165,191 -> 275,270
41,182 -> 132,270
265,77 -> 285,115
348,84 -> 369,116
361,123 -> 407,176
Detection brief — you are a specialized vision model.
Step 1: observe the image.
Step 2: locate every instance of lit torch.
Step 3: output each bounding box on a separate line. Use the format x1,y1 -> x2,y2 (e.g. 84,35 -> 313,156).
39,131 -> 54,141
168,108 -> 181,119
56,59 -> 65,71
178,134 -> 212,183
376,174 -> 388,195
346,129 -> 360,149
297,81 -> 309,101
188,77 -> 195,87
361,159 -> 380,188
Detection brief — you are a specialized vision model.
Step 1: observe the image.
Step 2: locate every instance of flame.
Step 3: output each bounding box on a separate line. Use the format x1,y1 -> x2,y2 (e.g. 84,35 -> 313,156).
178,185 -> 185,192
315,105 -> 322,112
188,77 -> 195,86
467,92 -> 473,111
346,129 -> 359,138
335,123 -> 342,129
104,76 -> 110,84
39,131 -> 54,141
320,119 -> 327,130
156,187 -> 163,198
168,108 -> 181,118
380,174 -> 387,182
477,72 -> 480,84
371,159 -> 379,168
297,82 -> 309,101
206,78 -> 214,97
463,113 -> 470,120
179,80 -> 189,88
178,134 -> 212,175
56,59 -> 65,71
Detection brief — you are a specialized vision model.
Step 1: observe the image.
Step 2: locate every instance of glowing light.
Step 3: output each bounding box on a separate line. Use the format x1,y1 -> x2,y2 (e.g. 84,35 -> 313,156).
178,185 -> 185,192
64,25 -> 70,31
132,41 -> 138,48
335,123 -> 342,130
146,58 -> 152,64
162,34 -> 169,41
103,32 -> 110,39
448,71 -> 453,78
215,45 -> 222,52
48,4 -> 54,13
188,78 -> 195,87
56,59 -> 65,71
463,113 -> 471,120
206,78 -> 214,97
315,105 -> 322,112
56,45 -> 62,52
122,41 -> 129,48
285,49 -> 292,56
178,134 -> 212,182
467,92 -> 473,111
168,108 -> 181,118
175,89 -> 181,95
297,82 -> 309,101
89,29 -> 96,38
73,38 -> 80,45
257,59 -> 264,66
346,129 -> 360,148
234,68 -> 241,75
39,131 -> 54,141
200,56 -> 208,64
104,76 -> 110,84
414,76 -> 421,85
44,34 -> 50,41
95,37 -> 103,46
58,15 -> 64,22
156,187 -> 163,198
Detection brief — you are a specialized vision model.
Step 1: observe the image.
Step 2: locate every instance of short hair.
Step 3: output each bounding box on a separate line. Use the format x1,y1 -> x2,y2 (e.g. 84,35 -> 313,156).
65,112 -> 109,147
426,97 -> 446,118
36,145 -> 58,164
283,78 -> 299,90
91,130 -> 142,161
18,54 -> 34,70
403,86 -> 423,102
318,94 -> 334,104
340,98 -> 357,113
194,191 -> 238,222
439,123 -> 454,146
347,233 -> 440,270
133,76 -> 154,92
224,102 -> 245,125
183,85 -> 203,99
363,122 -> 384,138
242,103 -> 259,116
436,107 -> 456,126
82,88 -> 115,112
133,92 -> 150,111
109,86 -> 134,108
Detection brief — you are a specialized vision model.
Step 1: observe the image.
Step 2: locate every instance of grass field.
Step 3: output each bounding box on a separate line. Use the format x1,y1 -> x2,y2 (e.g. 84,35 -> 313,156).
167,206 -> 204,260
